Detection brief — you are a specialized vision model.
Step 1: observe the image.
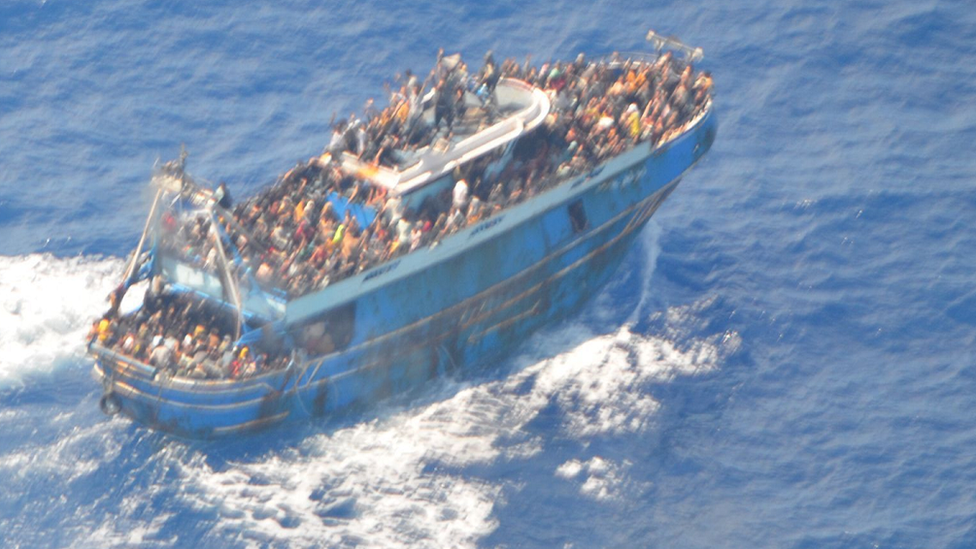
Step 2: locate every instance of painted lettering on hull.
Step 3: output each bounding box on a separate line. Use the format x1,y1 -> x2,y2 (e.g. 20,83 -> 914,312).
363,259 -> 401,282
598,165 -> 646,192
469,215 -> 505,238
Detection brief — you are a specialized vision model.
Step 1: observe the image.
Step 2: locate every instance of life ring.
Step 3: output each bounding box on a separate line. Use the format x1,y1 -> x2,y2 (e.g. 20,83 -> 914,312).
99,392 -> 122,416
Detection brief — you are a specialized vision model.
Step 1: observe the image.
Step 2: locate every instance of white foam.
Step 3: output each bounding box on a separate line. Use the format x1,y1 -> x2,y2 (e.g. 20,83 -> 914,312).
626,220 -> 663,324
0,419 -> 123,486
170,392 -> 506,548
142,225 -> 741,548
577,457 -> 630,501
88,511 -> 176,547
555,458 -> 584,479
589,220 -> 663,326
0,254 -> 123,386
161,299 -> 739,548
557,457 -> 637,501
0,231 -> 741,547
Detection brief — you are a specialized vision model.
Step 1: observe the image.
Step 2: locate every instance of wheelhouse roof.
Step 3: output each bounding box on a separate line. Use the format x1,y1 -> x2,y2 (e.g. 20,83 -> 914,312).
338,78 -> 551,197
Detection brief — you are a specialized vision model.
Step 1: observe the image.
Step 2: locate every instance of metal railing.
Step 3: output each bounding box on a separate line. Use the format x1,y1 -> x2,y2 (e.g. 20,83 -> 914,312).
646,30 -> 704,62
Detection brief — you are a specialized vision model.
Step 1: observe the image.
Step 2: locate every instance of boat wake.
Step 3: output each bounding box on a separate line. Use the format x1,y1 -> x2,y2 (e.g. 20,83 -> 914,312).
0,225 -> 740,548
158,306 -> 738,548
0,254 -> 123,386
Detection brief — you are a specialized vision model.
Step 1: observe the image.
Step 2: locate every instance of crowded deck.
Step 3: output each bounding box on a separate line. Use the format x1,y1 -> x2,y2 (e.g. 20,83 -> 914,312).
164,50 -> 712,297
90,47 -> 714,382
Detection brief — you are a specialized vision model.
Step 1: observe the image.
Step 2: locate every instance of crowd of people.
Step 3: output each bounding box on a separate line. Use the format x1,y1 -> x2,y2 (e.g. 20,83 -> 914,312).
94,48 -> 713,380
89,283 -> 291,380
161,49 -> 713,299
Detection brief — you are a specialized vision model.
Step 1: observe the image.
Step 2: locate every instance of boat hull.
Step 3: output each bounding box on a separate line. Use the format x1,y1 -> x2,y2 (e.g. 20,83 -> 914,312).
93,107 -> 717,438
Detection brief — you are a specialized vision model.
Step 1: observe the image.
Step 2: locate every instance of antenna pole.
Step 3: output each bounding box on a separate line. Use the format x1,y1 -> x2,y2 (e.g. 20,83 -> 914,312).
209,208 -> 245,340
121,187 -> 164,286
646,30 -> 704,62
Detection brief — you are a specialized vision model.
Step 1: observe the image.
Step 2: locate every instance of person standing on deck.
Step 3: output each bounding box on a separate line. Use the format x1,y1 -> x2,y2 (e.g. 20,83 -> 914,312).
214,182 -> 233,209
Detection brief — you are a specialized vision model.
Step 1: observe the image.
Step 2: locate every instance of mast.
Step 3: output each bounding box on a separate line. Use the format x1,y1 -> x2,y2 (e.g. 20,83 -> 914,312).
121,186 -> 164,286
209,207 -> 245,340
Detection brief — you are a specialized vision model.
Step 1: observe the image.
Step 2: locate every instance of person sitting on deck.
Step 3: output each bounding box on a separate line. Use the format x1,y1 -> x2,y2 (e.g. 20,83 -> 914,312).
155,49 -> 714,300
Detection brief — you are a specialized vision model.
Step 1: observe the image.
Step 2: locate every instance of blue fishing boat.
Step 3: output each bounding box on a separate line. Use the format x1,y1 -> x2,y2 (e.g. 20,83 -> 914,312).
89,31 -> 717,438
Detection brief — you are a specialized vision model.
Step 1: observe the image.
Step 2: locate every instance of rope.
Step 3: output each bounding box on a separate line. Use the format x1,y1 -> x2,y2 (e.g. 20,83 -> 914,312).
292,357 -> 313,418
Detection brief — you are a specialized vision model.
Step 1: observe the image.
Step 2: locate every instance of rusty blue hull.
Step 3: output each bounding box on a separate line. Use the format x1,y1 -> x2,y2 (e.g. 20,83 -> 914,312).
92,106 -> 716,438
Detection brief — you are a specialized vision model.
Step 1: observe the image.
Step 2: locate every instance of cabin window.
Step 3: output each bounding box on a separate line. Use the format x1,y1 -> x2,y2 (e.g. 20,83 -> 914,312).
568,200 -> 588,233
296,302 -> 357,356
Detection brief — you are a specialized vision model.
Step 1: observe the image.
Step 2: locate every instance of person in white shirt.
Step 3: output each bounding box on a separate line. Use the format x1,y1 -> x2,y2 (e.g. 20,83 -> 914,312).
453,178 -> 469,210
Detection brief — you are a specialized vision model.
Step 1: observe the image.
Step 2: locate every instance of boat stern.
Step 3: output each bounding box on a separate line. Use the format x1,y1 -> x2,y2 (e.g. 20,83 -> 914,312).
90,343 -> 293,438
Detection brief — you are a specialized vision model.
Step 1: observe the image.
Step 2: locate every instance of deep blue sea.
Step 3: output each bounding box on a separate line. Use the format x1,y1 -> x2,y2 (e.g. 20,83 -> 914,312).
2,0 -> 975,547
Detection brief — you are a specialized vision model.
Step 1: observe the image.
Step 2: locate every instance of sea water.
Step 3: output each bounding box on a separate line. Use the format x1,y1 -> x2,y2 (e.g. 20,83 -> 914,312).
1,0 -> 975,547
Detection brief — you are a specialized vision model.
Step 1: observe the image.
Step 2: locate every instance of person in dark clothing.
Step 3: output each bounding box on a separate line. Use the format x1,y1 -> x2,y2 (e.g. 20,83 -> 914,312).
215,182 -> 233,209
482,50 -> 500,94
434,79 -> 455,131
